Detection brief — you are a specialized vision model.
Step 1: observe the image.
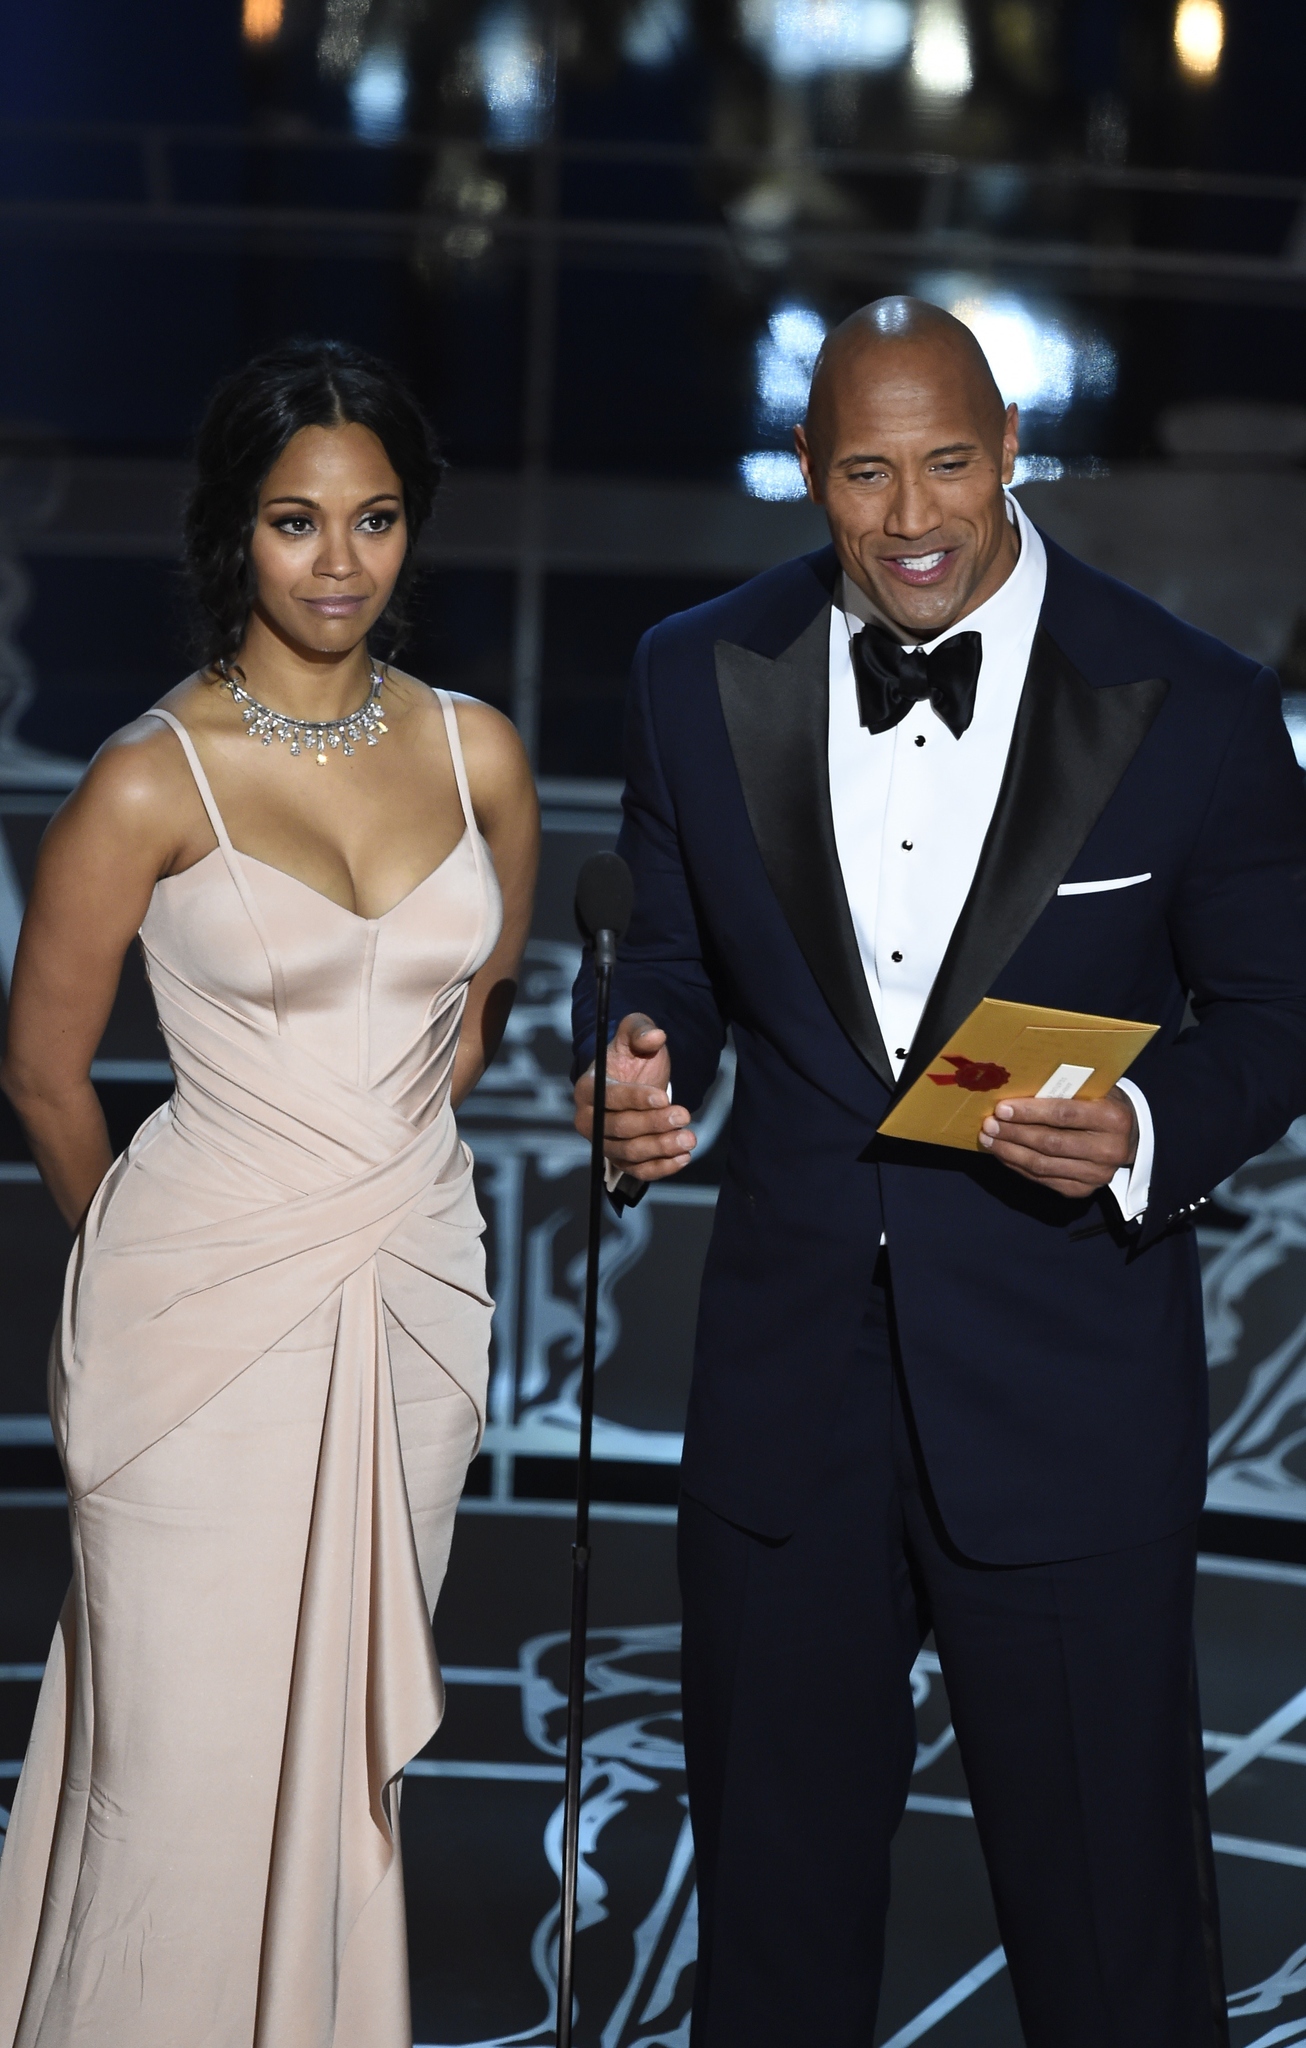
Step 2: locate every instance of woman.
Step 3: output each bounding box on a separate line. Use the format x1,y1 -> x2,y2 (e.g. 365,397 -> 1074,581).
0,340 -> 538,2046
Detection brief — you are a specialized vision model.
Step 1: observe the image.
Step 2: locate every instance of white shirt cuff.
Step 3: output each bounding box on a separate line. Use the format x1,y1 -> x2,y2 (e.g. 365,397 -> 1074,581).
1107,1077 -> 1153,1223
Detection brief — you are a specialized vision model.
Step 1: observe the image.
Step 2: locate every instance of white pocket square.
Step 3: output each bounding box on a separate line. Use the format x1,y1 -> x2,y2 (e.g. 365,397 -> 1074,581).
1057,872 -> 1152,896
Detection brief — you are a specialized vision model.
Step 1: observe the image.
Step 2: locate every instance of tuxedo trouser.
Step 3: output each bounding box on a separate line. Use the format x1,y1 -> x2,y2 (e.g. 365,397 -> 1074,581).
678,1269 -> 1228,2048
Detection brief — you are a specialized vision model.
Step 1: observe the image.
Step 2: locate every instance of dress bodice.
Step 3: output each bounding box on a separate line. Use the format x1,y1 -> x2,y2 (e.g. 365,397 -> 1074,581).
139,691 -> 502,1133
52,685 -> 504,1498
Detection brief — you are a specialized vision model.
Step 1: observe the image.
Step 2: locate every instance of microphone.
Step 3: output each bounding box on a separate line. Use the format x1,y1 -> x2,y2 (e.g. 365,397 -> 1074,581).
574,851 -> 634,972
556,846 -> 635,2048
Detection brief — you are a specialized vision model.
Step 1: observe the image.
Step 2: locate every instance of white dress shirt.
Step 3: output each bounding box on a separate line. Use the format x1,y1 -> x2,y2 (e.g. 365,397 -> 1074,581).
827,493 -> 1153,1222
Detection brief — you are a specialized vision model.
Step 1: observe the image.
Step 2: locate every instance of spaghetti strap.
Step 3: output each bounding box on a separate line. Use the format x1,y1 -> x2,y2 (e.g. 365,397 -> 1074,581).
148,709 -> 234,852
434,687 -> 492,973
435,690 -> 477,842
436,687 -> 487,895
147,708 -> 289,1033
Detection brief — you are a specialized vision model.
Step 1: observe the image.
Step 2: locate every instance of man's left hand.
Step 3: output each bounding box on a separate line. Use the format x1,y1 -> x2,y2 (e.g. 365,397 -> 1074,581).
978,1086 -> 1138,1199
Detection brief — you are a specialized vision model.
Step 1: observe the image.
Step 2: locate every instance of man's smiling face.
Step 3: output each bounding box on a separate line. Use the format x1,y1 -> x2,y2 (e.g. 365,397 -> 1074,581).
794,307 -> 1021,643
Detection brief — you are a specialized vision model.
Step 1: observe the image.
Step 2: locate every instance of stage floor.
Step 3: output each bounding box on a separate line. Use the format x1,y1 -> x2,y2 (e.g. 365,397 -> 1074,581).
3,1498 -> 1306,2047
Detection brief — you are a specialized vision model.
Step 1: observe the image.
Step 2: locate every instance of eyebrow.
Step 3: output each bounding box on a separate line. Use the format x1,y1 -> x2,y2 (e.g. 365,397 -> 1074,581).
836,441 -> 980,466
262,491 -> 402,509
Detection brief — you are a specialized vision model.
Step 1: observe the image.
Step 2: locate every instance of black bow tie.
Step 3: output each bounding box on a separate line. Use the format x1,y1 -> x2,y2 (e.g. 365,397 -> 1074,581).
850,621 -> 983,741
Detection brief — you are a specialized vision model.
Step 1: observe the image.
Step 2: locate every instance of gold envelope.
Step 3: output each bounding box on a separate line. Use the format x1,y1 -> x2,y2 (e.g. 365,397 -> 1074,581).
877,997 -> 1159,1152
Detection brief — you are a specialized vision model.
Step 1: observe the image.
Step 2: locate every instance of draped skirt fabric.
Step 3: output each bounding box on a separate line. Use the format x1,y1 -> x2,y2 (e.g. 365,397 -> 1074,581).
0,946 -> 497,2046
0,1313 -> 476,2048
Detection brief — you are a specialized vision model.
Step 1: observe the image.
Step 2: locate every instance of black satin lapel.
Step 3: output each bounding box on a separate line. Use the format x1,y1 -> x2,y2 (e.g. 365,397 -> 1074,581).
899,629 -> 1170,1094
716,610 -> 894,1089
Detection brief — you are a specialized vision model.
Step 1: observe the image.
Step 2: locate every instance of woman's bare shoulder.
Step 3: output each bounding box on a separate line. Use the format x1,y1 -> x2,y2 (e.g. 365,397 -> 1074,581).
445,690 -> 531,780
386,671 -> 534,807
56,680 -> 207,839
453,698 -> 536,828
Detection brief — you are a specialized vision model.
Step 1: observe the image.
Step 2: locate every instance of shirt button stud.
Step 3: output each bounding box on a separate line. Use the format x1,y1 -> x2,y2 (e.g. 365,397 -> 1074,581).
896,1047 -> 906,1058
901,839 -> 913,850
891,950 -> 903,962
914,735 -> 926,747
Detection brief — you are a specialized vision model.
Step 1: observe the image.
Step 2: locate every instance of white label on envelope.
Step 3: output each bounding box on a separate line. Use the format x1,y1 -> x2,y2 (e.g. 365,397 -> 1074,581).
1036,1062 -> 1096,1099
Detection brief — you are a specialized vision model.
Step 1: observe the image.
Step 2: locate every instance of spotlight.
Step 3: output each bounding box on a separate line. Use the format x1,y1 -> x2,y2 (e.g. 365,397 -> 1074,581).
756,306 -> 827,435
349,46 -> 409,142
916,276 -> 1116,418
739,452 -> 809,501
1173,0 -> 1223,81
910,0 -> 973,98
478,3 -> 551,148
242,0 -> 283,42
742,0 -> 912,79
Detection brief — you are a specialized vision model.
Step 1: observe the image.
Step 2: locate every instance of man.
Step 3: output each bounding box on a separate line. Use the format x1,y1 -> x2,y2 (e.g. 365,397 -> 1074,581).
571,297 -> 1306,2046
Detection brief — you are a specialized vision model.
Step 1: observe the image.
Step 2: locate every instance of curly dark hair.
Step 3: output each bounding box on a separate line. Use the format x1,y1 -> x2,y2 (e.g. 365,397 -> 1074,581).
184,338 -> 444,667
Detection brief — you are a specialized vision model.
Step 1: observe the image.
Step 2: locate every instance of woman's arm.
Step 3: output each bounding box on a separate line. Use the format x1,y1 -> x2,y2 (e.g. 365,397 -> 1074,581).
2,724 -> 194,1227
447,702 -> 540,1110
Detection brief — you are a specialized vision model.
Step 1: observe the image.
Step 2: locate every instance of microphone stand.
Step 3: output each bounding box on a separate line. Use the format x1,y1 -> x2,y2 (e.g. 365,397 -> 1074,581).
556,922 -> 615,2048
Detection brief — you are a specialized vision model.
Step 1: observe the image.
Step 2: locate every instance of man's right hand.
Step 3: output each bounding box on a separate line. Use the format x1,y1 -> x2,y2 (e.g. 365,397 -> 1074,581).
573,1011 -> 696,1183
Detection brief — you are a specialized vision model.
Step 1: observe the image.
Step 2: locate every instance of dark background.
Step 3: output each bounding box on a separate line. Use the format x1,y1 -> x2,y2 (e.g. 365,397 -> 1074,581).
3,0 -> 1306,767
4,4 -> 1306,2044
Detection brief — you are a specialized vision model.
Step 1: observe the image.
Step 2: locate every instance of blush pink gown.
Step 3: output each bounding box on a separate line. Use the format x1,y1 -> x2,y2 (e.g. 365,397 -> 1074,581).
0,691 -> 501,2048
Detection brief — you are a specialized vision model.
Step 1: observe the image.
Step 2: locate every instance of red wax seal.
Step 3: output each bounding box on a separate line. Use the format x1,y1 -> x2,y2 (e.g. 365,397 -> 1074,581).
927,1053 -> 1012,1092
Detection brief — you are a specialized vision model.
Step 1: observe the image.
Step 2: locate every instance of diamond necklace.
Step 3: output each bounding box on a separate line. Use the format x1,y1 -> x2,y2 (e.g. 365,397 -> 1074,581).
215,659 -> 389,765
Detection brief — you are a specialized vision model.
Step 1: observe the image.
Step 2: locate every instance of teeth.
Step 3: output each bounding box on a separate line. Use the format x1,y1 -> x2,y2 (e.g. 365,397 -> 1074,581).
896,551 -> 946,571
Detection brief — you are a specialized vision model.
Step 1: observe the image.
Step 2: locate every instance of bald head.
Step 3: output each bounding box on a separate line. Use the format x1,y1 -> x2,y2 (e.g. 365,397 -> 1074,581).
804,296 -> 1005,475
792,294 -> 1020,640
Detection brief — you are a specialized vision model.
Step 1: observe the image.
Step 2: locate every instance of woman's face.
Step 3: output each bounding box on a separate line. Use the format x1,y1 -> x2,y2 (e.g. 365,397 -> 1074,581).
246,421 -> 409,659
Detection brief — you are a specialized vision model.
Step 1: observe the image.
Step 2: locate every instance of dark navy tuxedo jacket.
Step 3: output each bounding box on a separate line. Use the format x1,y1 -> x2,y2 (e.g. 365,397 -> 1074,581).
572,534 -> 1306,1564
